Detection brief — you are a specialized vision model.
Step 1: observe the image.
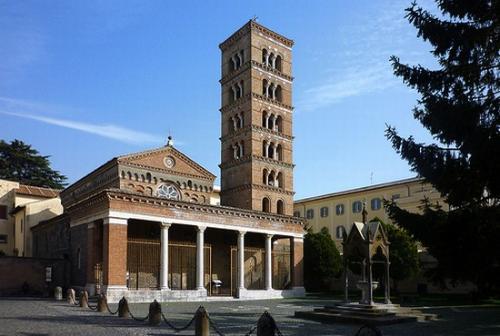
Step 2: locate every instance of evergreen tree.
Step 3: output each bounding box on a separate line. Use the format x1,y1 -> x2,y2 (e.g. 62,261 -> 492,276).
304,227 -> 342,292
386,0 -> 499,293
0,139 -> 67,189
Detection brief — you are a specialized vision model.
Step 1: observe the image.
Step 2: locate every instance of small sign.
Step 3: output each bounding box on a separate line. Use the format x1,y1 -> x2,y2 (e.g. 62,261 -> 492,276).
45,266 -> 52,282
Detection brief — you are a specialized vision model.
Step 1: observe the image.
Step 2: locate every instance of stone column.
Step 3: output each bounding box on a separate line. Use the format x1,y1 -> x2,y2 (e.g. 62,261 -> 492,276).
367,259 -> 374,305
160,222 -> 171,290
102,217 -> 128,299
385,259 -> 392,304
196,226 -> 206,291
265,234 -> 273,290
237,231 -> 246,293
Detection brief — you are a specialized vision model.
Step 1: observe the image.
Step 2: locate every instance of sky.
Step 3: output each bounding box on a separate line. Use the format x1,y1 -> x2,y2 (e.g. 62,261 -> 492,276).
0,0 -> 440,199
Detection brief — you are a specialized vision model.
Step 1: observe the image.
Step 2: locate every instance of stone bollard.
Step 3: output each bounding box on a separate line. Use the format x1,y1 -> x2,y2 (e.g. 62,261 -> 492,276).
97,294 -> 107,313
79,290 -> 89,309
148,300 -> 162,326
118,297 -> 130,318
195,306 -> 210,336
257,311 -> 276,336
67,288 -> 76,305
54,286 -> 63,301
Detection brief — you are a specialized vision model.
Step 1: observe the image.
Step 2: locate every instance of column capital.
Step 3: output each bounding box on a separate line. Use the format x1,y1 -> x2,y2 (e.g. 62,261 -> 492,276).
160,222 -> 172,229
238,230 -> 247,236
197,226 -> 207,233
266,234 -> 274,239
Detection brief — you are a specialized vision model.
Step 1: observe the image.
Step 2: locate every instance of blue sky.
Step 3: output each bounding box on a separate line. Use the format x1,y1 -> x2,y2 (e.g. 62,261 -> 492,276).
0,0 -> 439,199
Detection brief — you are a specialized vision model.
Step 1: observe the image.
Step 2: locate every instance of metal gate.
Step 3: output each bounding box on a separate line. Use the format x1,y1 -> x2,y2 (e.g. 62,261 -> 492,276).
127,239 -> 211,292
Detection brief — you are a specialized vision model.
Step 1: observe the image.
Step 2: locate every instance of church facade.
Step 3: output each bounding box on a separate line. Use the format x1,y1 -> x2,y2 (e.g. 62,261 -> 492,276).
34,20 -> 305,302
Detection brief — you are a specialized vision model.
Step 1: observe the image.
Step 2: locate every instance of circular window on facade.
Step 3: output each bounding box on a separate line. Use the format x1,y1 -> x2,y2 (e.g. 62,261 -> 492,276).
156,183 -> 181,200
163,156 -> 176,168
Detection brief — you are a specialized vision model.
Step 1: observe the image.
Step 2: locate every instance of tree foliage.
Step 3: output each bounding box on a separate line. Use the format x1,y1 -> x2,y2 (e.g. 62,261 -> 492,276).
0,139 -> 67,189
304,227 -> 342,292
386,0 -> 500,293
372,217 -> 419,290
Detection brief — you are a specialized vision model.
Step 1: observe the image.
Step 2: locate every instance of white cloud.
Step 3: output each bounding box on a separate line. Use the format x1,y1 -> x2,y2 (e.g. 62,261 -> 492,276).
0,97 -> 164,145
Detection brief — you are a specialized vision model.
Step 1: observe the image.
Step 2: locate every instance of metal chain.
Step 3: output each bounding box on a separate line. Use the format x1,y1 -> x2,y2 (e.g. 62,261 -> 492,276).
354,325 -> 383,336
161,312 -> 196,332
244,324 -> 257,336
128,309 -> 149,322
207,315 -> 226,336
104,301 -> 119,315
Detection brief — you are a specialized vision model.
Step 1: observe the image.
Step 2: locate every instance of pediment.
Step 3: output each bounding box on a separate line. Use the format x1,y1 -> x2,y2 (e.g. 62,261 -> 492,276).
117,145 -> 215,181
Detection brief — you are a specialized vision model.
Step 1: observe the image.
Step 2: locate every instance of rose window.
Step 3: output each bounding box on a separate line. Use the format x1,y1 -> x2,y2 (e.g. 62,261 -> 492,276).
156,184 -> 181,200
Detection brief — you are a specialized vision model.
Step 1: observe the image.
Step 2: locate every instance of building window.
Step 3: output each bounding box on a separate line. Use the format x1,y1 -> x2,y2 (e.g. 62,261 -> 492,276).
157,183 -> 181,200
306,209 -> 314,219
320,207 -> 329,217
277,200 -> 284,215
336,226 -> 345,239
0,234 -> 7,244
371,198 -> 382,211
262,198 -> 270,212
352,201 -> 363,213
0,205 -> 7,220
293,211 -> 301,217
336,204 -> 344,215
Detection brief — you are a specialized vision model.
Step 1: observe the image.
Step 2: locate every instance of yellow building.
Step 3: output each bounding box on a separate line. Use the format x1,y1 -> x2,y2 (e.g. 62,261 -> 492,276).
0,179 -> 62,256
294,177 -> 448,247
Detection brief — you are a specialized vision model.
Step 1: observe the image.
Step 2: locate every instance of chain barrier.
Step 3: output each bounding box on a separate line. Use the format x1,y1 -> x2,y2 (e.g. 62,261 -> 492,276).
104,301 -> 119,315
354,324 -> 383,336
160,311 -> 197,332
128,309 -> 150,322
67,295 -> 290,335
207,314 -> 226,336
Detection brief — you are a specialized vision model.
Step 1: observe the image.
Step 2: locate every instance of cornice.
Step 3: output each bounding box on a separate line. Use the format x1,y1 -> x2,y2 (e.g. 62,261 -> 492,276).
120,162 -> 215,182
220,125 -> 293,143
219,21 -> 294,51
251,93 -> 293,111
221,183 -> 294,196
219,60 -> 293,85
105,188 -> 303,226
219,155 -> 294,170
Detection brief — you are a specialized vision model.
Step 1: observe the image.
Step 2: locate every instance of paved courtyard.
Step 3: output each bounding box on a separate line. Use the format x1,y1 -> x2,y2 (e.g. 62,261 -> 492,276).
0,297 -> 499,336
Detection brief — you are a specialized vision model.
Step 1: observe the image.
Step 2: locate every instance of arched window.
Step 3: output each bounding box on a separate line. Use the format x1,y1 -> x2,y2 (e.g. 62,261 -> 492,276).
320,207 -> 329,217
262,79 -> 268,96
277,200 -> 284,215
275,115 -> 282,132
269,53 -> 275,68
275,55 -> 282,71
371,198 -> 382,210
237,113 -> 243,128
275,85 -> 282,102
276,144 -> 282,161
146,173 -> 152,183
336,204 -> 344,215
268,114 -> 275,130
336,226 -> 345,239
352,201 -> 363,213
277,172 -> 283,188
262,141 -> 268,157
262,111 -> 268,128
268,171 -> 276,187
262,198 -> 270,212
268,142 -> 275,159
262,169 -> 268,184
262,49 -> 268,64
238,141 -> 244,157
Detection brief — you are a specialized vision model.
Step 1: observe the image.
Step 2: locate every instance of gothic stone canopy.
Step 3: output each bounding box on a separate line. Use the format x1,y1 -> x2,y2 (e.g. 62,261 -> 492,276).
343,221 -> 390,260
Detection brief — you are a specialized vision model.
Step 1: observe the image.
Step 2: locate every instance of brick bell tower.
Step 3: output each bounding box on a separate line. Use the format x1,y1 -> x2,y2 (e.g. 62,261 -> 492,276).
219,20 -> 295,216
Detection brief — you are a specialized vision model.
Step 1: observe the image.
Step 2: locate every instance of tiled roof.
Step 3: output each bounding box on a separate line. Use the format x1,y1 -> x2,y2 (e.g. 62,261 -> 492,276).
15,184 -> 61,198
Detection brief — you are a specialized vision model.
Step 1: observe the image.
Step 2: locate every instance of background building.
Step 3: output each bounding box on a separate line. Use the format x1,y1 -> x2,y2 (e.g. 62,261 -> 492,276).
294,177 -> 448,248
0,179 -> 62,256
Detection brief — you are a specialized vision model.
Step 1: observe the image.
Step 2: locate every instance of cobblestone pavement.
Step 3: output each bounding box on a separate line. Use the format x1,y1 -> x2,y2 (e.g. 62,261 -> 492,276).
1,297 -> 500,335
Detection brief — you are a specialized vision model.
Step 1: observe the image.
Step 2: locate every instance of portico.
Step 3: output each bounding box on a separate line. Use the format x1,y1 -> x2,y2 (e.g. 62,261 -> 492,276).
68,188 -> 304,303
